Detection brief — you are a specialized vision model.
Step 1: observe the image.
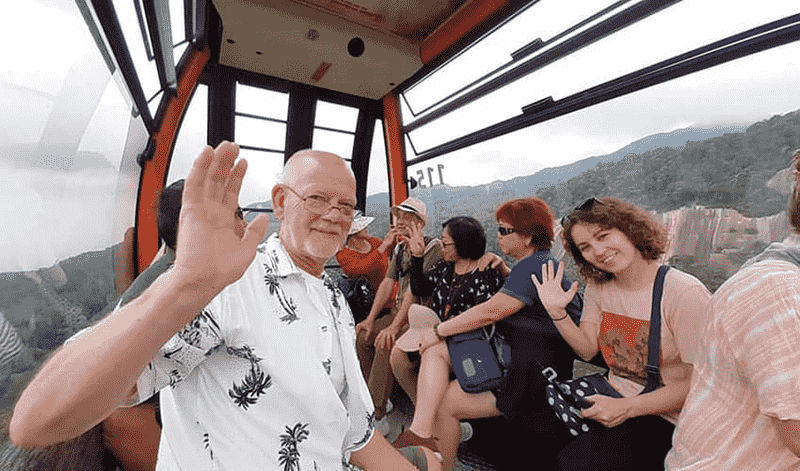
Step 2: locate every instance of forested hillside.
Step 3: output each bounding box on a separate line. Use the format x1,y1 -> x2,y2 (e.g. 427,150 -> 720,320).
535,109 -> 800,218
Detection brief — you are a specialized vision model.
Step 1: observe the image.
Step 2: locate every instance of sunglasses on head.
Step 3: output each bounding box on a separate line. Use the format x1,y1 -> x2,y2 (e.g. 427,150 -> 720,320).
560,197 -> 604,227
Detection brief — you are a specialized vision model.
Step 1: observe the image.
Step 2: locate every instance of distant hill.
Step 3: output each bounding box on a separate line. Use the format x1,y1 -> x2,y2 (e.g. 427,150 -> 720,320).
366,123 -> 749,215
510,124 -> 748,194
360,111 -> 800,259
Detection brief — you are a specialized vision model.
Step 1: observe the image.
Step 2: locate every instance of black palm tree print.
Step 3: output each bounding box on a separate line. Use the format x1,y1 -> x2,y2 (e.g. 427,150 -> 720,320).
227,344 -> 272,410
263,263 -> 299,324
178,308 -> 221,348
203,432 -> 214,460
278,422 -> 310,471
351,411 -> 374,449
168,369 -> 183,388
323,276 -> 341,310
229,364 -> 272,409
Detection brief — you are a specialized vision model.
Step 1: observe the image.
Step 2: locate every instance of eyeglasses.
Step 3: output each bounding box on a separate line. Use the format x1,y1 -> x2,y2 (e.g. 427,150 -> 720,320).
283,185 -> 357,217
560,197 -> 604,227
235,207 -> 244,220
497,226 -> 516,236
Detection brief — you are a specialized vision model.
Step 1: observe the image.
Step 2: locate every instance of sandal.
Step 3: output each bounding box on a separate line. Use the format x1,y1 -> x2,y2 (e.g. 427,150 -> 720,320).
391,428 -> 439,453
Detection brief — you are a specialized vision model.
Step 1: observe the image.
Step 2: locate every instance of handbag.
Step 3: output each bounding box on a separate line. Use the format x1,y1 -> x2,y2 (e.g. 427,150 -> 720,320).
448,324 -> 511,393
337,276 -> 374,323
541,265 -> 670,436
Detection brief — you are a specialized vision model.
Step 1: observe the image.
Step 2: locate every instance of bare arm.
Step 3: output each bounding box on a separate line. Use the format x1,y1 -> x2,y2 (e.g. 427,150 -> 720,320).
771,417 -> 800,457
10,142 -> 269,447
356,276 -> 397,339
350,432 -> 418,470
418,292 -> 523,353
532,260 -> 598,360
375,288 -> 416,351
437,292 -> 523,337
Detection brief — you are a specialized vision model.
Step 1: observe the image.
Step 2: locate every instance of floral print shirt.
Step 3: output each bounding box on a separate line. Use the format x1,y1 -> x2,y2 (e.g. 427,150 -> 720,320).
134,234 -> 374,470
409,257 -> 505,321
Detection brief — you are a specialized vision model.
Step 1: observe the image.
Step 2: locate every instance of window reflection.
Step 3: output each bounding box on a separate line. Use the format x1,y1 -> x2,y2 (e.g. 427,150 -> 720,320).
0,1 -> 144,448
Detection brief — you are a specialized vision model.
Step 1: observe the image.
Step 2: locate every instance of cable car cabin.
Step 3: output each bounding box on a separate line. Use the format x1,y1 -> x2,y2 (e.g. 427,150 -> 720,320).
1,0 -> 800,469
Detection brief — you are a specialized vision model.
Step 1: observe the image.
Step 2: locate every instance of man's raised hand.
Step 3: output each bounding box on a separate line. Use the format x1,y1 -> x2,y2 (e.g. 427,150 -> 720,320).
173,142 -> 269,293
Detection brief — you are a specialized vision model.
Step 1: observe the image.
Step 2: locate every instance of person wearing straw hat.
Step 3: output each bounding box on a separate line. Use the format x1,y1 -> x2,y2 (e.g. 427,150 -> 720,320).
355,198 -> 443,427
337,211 -> 398,383
337,210 -> 396,296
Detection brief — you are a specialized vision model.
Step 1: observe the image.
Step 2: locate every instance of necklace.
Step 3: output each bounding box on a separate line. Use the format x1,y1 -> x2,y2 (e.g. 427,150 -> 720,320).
454,259 -> 478,275
443,267 -> 473,320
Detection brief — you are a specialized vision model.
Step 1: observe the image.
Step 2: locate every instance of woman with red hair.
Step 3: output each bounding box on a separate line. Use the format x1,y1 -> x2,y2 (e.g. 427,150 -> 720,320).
395,197 -> 582,471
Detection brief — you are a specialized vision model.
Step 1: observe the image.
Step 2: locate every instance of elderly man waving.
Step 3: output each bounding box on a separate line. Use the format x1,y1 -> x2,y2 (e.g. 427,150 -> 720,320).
11,142 -> 423,470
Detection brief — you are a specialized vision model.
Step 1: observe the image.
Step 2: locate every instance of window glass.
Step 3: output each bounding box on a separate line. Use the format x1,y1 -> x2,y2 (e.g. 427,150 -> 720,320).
406,40 -> 800,293
402,0 -> 621,114
0,0 -> 145,423
237,149 -> 285,208
236,83 -> 289,120
407,34 -> 800,154
168,84 -> 208,183
148,88 -> 163,118
404,0 -> 799,134
315,100 -> 359,132
170,0 -> 186,44
312,128 -> 354,161
235,115 -> 286,151
367,120 -> 389,198
113,0 -> 161,115
173,41 -> 189,66
365,120 -> 391,236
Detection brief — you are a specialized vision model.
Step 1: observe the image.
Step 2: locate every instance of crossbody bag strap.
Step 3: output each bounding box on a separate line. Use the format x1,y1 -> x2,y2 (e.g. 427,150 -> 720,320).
642,265 -> 670,394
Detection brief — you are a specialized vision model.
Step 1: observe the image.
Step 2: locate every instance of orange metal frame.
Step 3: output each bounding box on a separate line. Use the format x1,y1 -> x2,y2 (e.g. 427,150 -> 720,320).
383,0 -> 508,206
136,46 -> 211,272
420,0 -> 509,64
382,93 -> 407,207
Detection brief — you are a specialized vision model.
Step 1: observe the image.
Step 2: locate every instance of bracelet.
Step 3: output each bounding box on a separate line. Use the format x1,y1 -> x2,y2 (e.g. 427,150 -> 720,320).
433,324 -> 446,340
552,313 -> 569,322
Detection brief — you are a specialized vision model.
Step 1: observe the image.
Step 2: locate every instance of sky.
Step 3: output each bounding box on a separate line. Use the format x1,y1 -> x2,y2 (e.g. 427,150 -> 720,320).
2,0 -> 800,271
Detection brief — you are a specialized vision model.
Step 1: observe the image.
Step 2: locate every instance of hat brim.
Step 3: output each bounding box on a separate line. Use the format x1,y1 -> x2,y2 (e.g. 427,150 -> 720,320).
348,216 -> 375,235
395,305 -> 440,352
391,206 -> 424,222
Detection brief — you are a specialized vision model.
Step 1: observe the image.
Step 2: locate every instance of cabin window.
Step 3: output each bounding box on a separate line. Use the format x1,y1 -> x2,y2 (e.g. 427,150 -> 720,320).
236,84 -> 289,121
313,100 -> 358,161
403,0 -> 800,156
114,0 -> 163,118
168,84 -> 208,184
233,83 -> 287,209
366,119 -> 389,213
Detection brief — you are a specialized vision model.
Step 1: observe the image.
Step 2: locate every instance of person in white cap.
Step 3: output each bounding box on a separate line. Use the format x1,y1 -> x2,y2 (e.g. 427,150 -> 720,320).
357,197 -> 444,425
